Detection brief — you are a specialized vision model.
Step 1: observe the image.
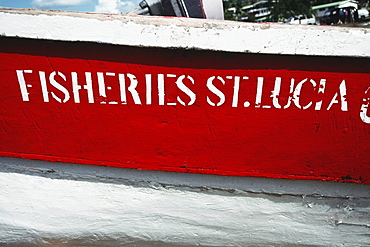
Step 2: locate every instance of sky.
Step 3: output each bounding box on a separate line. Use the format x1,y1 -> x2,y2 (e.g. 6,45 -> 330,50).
0,0 -> 142,14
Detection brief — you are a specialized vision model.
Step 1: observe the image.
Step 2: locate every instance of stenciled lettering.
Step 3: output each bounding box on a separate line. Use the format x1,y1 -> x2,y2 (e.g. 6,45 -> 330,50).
15,70 -> 367,123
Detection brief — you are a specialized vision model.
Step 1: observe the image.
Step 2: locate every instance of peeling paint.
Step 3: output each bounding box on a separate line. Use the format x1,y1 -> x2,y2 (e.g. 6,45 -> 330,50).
0,157 -> 369,246
0,7 -> 369,57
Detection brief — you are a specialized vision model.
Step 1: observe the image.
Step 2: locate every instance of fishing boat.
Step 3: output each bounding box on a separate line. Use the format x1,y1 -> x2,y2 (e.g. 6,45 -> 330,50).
0,5 -> 369,246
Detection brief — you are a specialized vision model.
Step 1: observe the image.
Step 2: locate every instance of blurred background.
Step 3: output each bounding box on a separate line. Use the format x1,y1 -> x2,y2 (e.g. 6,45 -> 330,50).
223,0 -> 370,26
0,0 -> 369,25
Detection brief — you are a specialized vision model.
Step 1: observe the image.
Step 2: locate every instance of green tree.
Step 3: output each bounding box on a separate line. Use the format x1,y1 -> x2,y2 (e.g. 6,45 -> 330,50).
270,0 -> 312,22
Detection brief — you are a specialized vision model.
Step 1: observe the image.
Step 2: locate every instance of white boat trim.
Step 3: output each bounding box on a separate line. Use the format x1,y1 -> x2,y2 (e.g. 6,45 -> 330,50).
0,157 -> 369,246
0,7 -> 369,57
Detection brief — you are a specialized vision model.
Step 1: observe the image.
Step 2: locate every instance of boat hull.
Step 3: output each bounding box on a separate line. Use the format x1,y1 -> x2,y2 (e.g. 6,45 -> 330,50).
1,37 -> 369,183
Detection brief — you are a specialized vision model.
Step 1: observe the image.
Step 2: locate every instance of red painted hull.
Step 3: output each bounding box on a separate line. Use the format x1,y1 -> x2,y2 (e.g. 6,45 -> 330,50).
1,37 -> 369,183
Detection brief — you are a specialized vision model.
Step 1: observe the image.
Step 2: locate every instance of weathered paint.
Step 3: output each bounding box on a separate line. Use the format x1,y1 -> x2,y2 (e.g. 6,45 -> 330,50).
0,7 -> 369,57
1,157 -> 369,246
0,36 -> 369,183
0,8 -> 369,184
0,8 -> 369,246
